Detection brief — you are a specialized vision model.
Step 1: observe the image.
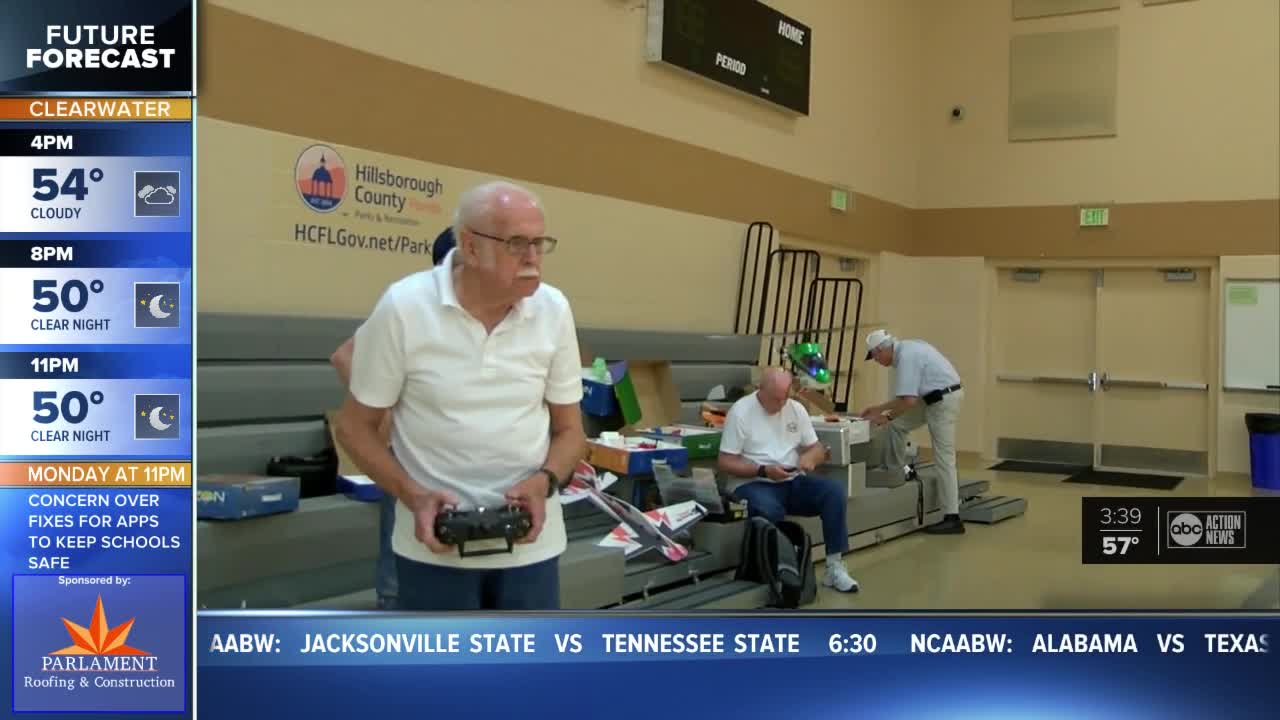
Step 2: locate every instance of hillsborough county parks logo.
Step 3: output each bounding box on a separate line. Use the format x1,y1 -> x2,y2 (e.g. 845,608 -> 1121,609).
13,576 -> 185,713
296,143 -> 346,212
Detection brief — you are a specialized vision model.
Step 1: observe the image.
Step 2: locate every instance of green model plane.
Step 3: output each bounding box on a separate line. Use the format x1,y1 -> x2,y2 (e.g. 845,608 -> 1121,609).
786,341 -> 832,390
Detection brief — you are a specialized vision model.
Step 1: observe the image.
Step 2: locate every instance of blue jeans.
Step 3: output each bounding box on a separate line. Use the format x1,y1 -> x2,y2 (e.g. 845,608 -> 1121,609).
376,493 -> 399,609
732,474 -> 850,556
395,555 -> 561,611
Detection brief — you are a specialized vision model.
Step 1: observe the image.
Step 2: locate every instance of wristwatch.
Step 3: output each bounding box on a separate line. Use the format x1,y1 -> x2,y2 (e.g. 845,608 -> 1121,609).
540,467 -> 560,497
756,464 -> 768,478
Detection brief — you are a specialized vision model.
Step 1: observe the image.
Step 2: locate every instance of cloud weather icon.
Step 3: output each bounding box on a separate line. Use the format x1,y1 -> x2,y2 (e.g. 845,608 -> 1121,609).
137,185 -> 177,205
133,171 -> 181,217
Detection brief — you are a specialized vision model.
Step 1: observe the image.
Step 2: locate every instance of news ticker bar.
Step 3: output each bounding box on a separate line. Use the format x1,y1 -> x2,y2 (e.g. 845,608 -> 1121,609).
1082,496 -> 1280,564
196,614 -> 1275,666
194,615 -> 1278,719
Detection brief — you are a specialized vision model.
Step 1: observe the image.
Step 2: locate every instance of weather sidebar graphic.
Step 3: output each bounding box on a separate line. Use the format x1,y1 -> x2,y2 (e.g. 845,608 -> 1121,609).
0,1 -> 196,716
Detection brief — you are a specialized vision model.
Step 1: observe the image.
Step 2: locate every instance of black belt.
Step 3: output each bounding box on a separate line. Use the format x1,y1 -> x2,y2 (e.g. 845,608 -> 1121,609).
923,384 -> 962,405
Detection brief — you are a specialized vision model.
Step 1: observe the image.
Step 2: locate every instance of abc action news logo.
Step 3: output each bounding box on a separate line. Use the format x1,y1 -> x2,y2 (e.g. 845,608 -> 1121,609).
1167,511 -> 1246,549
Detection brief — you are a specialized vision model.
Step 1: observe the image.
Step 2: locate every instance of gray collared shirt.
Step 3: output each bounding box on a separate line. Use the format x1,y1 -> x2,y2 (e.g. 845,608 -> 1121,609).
892,339 -> 961,397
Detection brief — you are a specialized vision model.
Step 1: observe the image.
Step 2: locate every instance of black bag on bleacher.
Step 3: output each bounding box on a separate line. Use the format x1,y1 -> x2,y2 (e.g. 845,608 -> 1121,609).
735,516 -> 816,608
267,448 -> 338,499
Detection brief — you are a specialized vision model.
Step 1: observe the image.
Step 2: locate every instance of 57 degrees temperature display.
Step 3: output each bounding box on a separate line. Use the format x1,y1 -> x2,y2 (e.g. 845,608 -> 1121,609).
1101,535 -> 1140,556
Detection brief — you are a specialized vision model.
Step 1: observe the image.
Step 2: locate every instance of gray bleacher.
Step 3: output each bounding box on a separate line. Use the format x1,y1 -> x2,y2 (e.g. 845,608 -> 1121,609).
196,313 -> 761,609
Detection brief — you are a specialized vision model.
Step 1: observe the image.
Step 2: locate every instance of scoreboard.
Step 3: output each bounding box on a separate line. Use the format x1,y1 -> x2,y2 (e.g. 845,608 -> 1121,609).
646,0 -> 812,116
0,0 -> 194,714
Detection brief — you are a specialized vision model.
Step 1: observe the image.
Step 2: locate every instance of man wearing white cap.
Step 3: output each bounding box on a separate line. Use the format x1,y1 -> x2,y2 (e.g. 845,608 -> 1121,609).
858,329 -> 965,535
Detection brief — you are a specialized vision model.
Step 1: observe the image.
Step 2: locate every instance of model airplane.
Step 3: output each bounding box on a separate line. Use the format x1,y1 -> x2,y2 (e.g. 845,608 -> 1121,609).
559,461 -> 619,504
563,461 -> 707,562
785,341 -> 832,390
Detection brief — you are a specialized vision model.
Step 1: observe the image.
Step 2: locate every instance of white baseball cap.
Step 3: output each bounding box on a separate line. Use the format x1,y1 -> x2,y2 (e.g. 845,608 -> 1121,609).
865,329 -> 894,360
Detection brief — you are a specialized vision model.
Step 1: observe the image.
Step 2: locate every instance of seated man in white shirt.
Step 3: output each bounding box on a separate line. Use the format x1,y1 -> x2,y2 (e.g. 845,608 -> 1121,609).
717,368 -> 859,593
336,180 -> 586,610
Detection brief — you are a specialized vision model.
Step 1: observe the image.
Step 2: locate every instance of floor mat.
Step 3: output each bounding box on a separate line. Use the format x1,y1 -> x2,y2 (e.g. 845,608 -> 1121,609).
1063,468 -> 1183,491
988,460 -> 1087,475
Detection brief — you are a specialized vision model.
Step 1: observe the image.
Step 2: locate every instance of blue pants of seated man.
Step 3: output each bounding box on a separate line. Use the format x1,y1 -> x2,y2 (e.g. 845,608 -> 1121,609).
375,493 -> 399,609
396,555 -> 560,611
732,475 -> 850,556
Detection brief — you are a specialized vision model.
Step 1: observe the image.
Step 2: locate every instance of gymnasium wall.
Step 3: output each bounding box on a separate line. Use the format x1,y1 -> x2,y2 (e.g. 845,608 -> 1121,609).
903,0 -> 1279,461
1218,255 -> 1280,474
914,0 -> 1280,257
194,1 -> 1278,468
196,1 -> 923,327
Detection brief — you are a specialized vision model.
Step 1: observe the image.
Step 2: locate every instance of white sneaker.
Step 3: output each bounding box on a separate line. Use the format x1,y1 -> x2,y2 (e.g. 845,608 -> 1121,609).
823,561 -> 860,593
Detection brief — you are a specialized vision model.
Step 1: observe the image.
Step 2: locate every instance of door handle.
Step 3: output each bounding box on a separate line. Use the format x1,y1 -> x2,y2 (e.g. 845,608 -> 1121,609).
1103,377 -> 1163,389
1100,376 -> 1209,391
996,373 -> 1093,386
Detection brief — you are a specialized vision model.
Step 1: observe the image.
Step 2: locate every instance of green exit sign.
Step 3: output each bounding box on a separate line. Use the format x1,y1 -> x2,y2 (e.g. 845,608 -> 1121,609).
830,188 -> 850,213
1080,207 -> 1110,227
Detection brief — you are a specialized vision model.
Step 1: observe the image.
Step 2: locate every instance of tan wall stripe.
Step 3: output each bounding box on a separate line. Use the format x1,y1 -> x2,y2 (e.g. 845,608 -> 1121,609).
197,6 -> 911,255
198,6 -> 1277,260
916,200 -> 1280,258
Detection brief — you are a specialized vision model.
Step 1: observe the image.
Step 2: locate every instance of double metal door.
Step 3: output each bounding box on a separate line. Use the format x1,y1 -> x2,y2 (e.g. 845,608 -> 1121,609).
992,267 -> 1211,474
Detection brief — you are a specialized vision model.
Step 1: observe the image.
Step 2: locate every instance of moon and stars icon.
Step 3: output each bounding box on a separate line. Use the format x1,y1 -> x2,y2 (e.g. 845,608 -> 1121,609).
135,394 -> 180,440
134,282 -> 180,328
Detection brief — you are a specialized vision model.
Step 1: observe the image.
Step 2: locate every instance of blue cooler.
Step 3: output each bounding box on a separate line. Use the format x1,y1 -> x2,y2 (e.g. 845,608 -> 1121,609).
1245,413 -> 1280,490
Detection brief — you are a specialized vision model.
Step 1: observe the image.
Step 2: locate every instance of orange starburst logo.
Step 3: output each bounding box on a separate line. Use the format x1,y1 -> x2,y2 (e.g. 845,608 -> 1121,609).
51,595 -> 149,656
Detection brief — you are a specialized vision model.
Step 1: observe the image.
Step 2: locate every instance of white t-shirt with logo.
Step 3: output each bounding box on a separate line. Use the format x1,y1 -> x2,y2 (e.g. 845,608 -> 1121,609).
349,253 -> 584,569
718,392 -> 819,493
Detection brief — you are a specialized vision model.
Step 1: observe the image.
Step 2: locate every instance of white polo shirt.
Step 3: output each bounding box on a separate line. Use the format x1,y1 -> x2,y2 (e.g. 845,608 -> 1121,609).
349,251 -> 583,570
718,392 -> 819,493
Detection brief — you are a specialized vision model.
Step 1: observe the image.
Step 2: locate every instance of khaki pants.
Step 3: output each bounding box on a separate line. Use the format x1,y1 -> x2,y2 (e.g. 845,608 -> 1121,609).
870,389 -> 964,515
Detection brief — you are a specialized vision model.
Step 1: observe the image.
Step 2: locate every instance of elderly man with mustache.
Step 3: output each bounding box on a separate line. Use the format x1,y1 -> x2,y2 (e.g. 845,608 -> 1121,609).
335,180 -> 586,611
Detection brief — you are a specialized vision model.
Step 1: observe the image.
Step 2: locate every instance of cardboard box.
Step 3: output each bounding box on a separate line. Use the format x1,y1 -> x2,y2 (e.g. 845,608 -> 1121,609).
624,361 -> 682,429
587,437 -> 690,475
638,425 -> 723,459
197,474 -> 300,520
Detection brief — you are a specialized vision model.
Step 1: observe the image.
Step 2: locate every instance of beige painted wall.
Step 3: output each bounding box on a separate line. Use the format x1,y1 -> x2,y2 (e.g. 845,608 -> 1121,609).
209,0 -> 926,209
194,2 -> 1276,472
918,0 -> 1280,207
872,254 -> 988,453
1218,255 -> 1280,474
197,118 -> 745,331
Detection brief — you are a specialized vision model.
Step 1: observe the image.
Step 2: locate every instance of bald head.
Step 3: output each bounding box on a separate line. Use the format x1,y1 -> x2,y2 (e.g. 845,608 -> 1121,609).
454,181 -> 543,240
756,367 -> 792,414
452,180 -> 547,303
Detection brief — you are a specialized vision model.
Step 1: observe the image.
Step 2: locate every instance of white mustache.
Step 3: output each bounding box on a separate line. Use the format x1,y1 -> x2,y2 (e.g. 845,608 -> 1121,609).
517,268 -> 540,278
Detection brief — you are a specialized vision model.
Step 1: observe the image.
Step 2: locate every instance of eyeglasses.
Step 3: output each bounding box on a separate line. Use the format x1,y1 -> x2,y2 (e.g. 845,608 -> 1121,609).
467,227 -> 558,255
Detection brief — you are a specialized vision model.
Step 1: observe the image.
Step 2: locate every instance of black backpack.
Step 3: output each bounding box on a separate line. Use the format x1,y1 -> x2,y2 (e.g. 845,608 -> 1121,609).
735,516 -> 817,608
